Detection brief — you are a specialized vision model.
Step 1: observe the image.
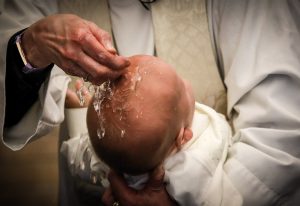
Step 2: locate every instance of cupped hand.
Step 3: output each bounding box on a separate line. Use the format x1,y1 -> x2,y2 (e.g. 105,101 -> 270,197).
22,14 -> 130,85
102,166 -> 178,206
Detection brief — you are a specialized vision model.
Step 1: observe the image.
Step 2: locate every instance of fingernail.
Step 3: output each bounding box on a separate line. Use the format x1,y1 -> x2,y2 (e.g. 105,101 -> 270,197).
125,61 -> 130,67
123,57 -> 130,66
105,40 -> 116,53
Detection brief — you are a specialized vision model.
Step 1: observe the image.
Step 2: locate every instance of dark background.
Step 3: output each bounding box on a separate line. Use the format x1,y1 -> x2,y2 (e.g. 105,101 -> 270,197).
0,128 -> 59,206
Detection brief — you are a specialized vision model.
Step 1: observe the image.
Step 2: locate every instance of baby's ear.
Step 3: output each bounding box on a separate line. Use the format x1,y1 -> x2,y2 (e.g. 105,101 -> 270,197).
182,128 -> 193,144
175,127 -> 193,149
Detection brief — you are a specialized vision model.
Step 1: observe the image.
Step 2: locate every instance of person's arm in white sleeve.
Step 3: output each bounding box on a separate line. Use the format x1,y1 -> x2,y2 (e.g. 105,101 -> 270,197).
0,0 -> 65,150
209,0 -> 300,205
1,0 -> 129,151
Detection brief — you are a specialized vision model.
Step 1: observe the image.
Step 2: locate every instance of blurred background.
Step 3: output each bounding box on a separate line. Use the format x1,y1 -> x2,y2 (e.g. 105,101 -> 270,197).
0,128 -> 59,206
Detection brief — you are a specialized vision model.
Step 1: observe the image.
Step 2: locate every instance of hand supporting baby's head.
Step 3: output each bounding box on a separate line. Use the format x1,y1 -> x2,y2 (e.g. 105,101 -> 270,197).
87,55 -> 195,175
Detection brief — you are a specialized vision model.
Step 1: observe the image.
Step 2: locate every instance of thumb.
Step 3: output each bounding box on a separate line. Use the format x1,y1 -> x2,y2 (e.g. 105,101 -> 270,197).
108,169 -> 137,204
101,187 -> 114,206
145,164 -> 165,191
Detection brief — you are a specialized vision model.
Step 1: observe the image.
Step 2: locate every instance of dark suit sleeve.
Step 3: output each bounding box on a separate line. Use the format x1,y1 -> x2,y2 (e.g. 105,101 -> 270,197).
4,30 -> 53,128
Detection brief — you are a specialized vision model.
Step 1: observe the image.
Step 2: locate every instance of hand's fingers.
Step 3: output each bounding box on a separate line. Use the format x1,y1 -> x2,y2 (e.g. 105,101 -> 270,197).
80,33 -> 130,71
102,187 -> 114,206
65,50 -> 124,84
86,21 -> 116,54
30,14 -> 129,84
62,61 -> 107,85
61,51 -> 123,86
108,169 -> 138,205
145,164 -> 165,190
108,168 -> 176,206
144,165 -> 177,206
61,60 -> 89,79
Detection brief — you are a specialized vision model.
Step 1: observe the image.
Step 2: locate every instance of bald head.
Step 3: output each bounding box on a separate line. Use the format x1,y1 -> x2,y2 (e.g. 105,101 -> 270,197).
87,55 -> 194,175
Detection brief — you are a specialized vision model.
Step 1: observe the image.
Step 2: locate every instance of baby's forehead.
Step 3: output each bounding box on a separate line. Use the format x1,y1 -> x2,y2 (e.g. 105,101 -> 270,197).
111,57 -> 170,97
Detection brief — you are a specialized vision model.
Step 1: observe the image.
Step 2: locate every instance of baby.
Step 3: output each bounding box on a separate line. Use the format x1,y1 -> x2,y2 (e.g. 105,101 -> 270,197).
87,55 -> 195,176
62,55 -> 235,205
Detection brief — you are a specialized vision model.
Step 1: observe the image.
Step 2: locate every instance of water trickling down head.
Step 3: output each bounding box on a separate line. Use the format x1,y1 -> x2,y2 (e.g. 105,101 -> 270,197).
87,55 -> 195,175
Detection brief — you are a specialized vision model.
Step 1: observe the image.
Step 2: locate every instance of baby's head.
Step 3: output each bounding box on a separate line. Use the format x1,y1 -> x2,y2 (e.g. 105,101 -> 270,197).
87,55 -> 195,175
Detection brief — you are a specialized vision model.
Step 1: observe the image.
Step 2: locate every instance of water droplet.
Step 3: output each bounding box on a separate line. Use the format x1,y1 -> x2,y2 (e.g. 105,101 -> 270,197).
121,130 -> 125,138
93,102 -> 100,112
76,84 -> 85,106
92,80 -> 115,140
88,84 -> 95,93
97,128 -> 105,139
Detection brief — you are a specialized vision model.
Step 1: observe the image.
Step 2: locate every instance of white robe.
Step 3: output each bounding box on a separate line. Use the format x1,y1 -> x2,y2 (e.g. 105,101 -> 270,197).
207,1 -> 300,205
1,0 -> 300,205
0,0 -> 66,150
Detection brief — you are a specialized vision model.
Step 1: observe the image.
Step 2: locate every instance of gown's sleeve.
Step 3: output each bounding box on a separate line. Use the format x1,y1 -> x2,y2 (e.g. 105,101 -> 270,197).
0,0 -> 70,151
208,0 -> 300,205
4,29 -> 54,128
